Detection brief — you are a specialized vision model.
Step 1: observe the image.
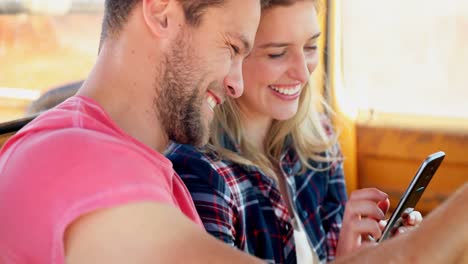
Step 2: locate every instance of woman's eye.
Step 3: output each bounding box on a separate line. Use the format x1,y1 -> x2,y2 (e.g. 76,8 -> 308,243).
268,51 -> 286,59
304,46 -> 318,51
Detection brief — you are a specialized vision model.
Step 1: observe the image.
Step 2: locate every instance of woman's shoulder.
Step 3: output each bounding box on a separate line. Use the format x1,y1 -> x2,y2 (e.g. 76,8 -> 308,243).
166,142 -> 230,166
166,143 -> 241,191
284,143 -> 343,180
166,143 -> 220,170
166,142 -> 207,160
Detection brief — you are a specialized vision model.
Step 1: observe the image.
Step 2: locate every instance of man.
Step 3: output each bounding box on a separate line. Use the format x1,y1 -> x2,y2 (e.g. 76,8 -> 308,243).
0,0 -> 263,262
0,1 -> 467,263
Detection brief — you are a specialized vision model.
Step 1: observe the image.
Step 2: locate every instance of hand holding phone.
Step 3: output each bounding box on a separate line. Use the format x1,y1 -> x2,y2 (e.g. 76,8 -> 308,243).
377,151 -> 445,242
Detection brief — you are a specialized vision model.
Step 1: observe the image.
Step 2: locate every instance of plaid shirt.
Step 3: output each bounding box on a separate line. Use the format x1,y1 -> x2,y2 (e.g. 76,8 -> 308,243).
167,136 -> 347,264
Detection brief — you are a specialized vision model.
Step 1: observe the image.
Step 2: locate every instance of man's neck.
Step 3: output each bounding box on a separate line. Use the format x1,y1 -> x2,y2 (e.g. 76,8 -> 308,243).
77,39 -> 169,153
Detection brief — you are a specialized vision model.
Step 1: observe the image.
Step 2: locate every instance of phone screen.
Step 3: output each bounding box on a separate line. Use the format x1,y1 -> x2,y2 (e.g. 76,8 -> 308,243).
377,151 -> 445,242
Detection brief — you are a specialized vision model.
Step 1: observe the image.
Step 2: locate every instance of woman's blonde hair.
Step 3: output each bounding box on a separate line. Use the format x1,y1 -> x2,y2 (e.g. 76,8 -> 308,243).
209,0 -> 338,177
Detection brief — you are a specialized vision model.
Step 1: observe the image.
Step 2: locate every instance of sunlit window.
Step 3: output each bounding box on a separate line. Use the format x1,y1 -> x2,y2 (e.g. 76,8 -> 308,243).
341,0 -> 468,119
0,0 -> 103,121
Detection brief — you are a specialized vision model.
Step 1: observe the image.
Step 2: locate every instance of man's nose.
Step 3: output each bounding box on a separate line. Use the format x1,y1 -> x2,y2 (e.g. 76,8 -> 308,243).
223,60 -> 244,99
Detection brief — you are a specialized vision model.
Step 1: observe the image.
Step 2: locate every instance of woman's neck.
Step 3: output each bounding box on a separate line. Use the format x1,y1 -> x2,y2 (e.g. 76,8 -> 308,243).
241,113 -> 293,214
240,110 -> 272,152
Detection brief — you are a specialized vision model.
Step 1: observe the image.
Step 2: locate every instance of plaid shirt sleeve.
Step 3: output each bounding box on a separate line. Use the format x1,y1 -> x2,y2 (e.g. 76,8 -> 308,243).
167,145 -> 238,247
321,157 -> 348,262
316,115 -> 349,261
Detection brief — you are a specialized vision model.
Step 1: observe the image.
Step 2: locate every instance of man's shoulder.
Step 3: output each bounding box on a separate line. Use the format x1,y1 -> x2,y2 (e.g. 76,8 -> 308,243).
16,95 -> 118,140
1,123 -> 170,182
0,95 -> 173,186
4,99 -> 134,161
4,125 -> 118,158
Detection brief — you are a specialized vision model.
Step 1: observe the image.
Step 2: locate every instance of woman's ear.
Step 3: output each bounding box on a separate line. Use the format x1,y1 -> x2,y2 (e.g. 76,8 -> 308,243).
142,0 -> 179,38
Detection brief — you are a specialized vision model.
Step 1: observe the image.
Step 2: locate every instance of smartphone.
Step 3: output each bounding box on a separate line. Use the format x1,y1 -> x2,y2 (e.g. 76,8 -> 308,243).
377,151 -> 445,242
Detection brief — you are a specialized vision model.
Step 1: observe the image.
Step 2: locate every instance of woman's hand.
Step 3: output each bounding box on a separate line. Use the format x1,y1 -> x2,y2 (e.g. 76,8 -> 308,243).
390,208 -> 423,236
336,188 -> 389,257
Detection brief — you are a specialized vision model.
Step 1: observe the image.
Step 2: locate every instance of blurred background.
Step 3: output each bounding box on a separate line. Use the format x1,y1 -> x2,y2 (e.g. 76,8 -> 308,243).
341,0 -> 468,119
1,0 -> 467,120
0,0 -> 103,121
0,0 -> 467,214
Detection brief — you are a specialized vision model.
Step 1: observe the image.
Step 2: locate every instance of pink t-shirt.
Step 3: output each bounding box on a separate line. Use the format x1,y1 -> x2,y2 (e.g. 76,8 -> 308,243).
0,96 -> 202,263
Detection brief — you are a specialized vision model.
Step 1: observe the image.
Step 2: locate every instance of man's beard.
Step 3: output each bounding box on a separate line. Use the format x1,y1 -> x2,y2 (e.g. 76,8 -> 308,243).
154,32 -> 210,147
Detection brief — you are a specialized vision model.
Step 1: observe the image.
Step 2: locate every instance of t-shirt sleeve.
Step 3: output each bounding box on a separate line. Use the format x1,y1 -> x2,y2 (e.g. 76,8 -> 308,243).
0,129 -> 177,261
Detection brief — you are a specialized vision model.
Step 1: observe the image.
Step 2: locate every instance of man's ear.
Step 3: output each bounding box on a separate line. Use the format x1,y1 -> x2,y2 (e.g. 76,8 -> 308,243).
142,0 -> 180,38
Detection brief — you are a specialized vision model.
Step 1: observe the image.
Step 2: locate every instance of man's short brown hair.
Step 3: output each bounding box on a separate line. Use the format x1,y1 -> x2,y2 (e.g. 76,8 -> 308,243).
101,0 -> 229,39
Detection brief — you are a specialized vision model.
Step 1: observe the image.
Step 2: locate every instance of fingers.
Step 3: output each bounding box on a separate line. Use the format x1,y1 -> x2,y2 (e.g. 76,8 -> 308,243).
345,200 -> 386,220
337,188 -> 389,256
402,210 -> 423,226
394,225 -> 411,236
389,210 -> 424,238
377,198 -> 390,215
378,219 -> 387,231
400,207 -> 414,218
337,217 -> 382,256
349,188 -> 388,203
362,234 -> 378,244
351,218 -> 383,240
346,188 -> 389,221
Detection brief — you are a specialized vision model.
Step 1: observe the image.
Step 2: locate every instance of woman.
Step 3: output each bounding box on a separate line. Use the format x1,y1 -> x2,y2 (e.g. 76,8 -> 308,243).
167,0 -> 421,263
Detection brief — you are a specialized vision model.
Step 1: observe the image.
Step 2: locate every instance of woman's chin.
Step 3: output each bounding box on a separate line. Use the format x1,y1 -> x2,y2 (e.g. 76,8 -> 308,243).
272,110 -> 298,121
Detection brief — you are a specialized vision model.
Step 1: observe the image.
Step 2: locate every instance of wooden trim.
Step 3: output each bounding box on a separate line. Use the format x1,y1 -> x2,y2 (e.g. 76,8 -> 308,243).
357,120 -> 468,214
326,0 -> 359,194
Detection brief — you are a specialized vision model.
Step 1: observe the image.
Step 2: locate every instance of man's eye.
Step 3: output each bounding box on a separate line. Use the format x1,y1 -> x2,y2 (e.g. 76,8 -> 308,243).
231,44 -> 240,55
